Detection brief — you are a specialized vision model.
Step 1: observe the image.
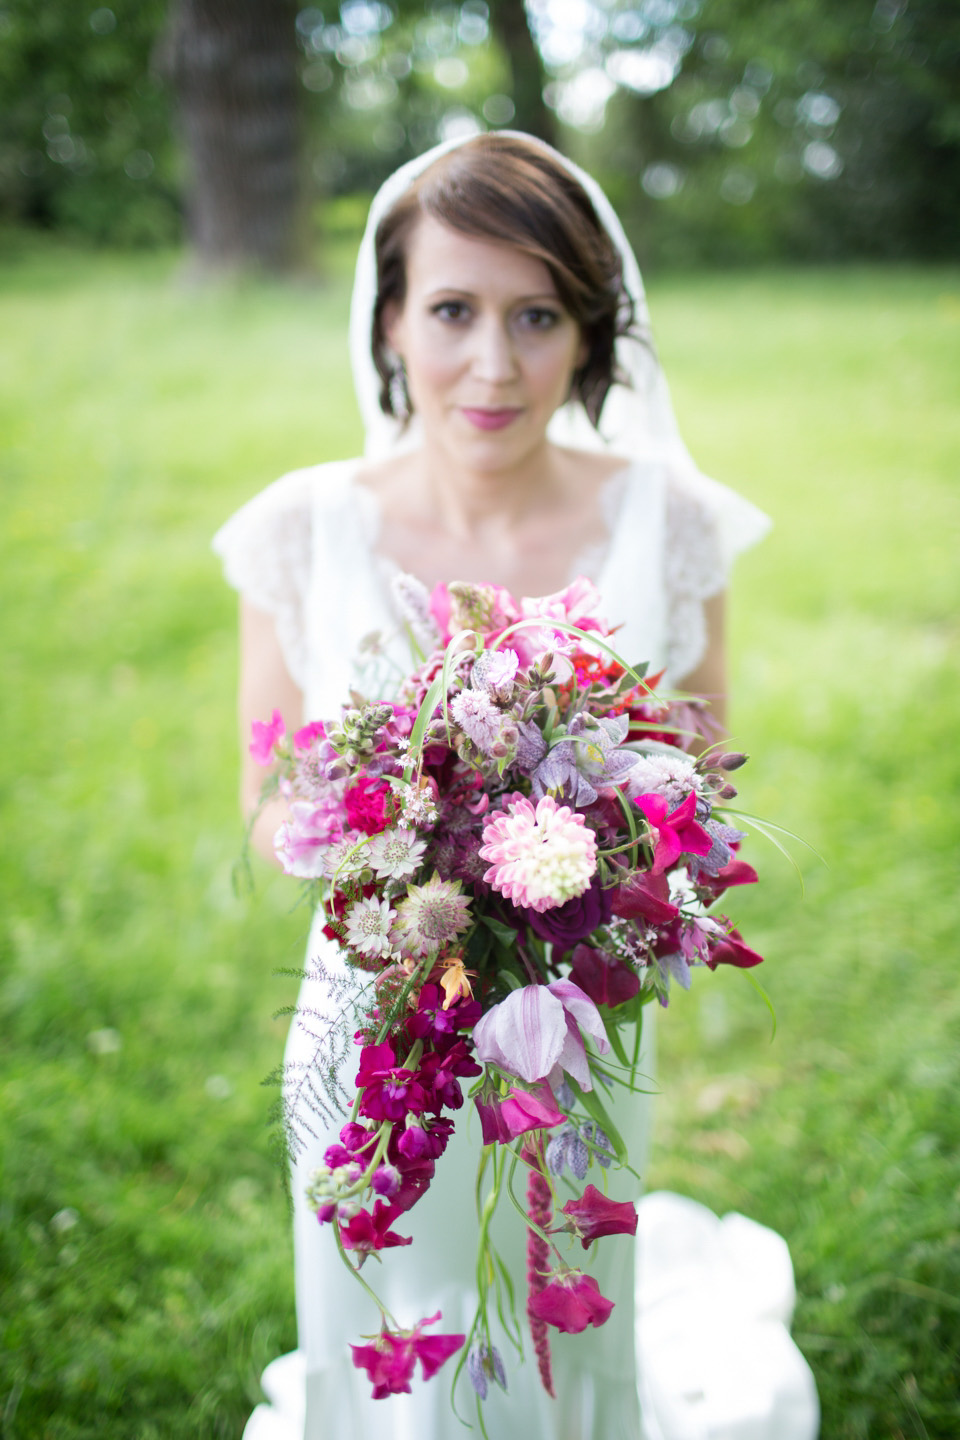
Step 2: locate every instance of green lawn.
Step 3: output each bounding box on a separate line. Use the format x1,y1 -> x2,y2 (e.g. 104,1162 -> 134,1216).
1,237 -> 958,1439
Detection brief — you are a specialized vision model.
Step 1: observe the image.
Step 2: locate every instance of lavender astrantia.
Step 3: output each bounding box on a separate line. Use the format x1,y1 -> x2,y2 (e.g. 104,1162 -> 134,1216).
391,874 -> 472,957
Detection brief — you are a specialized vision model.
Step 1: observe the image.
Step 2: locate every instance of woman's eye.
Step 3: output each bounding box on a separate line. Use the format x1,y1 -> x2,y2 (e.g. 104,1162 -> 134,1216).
432,301 -> 469,322
520,308 -> 561,331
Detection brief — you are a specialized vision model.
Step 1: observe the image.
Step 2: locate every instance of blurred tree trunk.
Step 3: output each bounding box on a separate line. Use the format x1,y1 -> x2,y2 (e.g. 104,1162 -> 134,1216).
486,0 -> 555,144
162,0 -> 304,273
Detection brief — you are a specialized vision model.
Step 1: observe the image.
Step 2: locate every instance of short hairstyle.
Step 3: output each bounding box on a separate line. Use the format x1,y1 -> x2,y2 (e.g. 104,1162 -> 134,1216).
371,134 -> 637,427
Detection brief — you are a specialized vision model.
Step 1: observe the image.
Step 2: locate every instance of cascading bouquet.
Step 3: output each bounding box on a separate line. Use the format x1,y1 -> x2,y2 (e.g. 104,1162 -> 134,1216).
249,574 -> 765,1423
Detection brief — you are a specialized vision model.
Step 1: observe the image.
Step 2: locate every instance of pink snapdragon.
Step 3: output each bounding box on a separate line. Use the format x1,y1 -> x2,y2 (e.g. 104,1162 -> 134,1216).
479,794 -> 597,912
472,979 -> 610,1091
249,709 -> 285,766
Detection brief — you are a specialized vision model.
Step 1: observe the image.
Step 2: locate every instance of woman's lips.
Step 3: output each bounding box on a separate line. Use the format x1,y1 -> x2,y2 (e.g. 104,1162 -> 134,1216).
460,407 -> 522,431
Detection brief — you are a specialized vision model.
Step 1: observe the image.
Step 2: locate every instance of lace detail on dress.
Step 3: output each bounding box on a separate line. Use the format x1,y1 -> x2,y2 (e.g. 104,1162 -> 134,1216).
664,475 -> 726,683
211,469 -> 316,690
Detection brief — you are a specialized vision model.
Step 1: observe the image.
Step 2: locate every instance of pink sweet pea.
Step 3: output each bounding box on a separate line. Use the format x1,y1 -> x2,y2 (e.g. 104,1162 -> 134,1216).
474,1083 -> 567,1145
275,799 -> 343,877
559,1184 -> 638,1249
351,1313 -> 465,1399
610,869 -> 680,924
527,1272 -> 615,1334
293,720 -> 326,752
249,709 -> 285,766
634,791 -> 713,874
705,927 -> 764,970
569,945 -> 640,1008
472,980 -> 610,1091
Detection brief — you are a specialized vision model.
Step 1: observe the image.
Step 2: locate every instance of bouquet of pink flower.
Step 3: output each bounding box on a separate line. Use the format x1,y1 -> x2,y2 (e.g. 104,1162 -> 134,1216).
250,575 -> 764,1422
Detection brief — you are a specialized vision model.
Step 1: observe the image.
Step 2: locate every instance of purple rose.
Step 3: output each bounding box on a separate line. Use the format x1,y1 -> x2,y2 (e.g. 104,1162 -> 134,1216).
519,876 -> 613,950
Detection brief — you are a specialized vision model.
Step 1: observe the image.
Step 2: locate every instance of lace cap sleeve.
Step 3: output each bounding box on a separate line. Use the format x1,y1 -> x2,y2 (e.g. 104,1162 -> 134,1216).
212,467 -> 318,690
665,470 -> 771,682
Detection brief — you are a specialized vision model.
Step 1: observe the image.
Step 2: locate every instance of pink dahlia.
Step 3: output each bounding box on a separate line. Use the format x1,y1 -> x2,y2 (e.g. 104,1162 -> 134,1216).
479,795 -> 597,913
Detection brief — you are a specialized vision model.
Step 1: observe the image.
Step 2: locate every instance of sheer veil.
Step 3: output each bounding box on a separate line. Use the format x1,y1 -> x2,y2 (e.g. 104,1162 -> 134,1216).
347,130 -> 770,568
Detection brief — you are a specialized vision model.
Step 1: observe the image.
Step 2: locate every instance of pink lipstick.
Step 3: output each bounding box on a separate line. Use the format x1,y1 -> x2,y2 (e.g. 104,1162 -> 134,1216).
461,407 -> 521,431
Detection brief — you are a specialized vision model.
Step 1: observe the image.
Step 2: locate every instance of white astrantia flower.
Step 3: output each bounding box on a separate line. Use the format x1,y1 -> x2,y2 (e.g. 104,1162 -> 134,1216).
366,826 -> 427,881
323,837 -> 371,881
343,895 -> 396,958
627,752 -> 705,809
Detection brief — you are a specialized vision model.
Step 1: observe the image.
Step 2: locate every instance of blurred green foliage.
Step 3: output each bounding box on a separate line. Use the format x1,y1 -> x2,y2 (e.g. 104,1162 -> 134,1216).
0,0 -> 178,245
2,0 -> 958,263
0,247 -> 958,1434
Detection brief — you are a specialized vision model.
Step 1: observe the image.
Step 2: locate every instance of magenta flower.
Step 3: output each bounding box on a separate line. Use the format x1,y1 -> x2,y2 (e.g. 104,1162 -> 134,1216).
472,979 -> 610,1091
480,795 -> 597,912
705,927 -> 764,970
610,869 -> 679,924
249,709 -> 285,766
418,1041 -> 482,1114
569,944 -> 640,1008
293,720 -> 326,752
559,1184 -> 638,1249
344,777 -> 393,835
356,1043 -> 428,1123
634,791 -> 713,874
351,1312 -> 465,1399
339,1200 -> 413,1260
527,1272 -> 615,1334
695,858 -> 759,901
474,1083 -> 567,1145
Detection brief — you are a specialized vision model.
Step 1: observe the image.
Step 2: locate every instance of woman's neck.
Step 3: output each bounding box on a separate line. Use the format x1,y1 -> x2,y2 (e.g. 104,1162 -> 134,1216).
412,437 -> 571,542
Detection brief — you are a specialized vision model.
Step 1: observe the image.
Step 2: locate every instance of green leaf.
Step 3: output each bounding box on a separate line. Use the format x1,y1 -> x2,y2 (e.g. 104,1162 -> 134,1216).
479,914 -> 518,946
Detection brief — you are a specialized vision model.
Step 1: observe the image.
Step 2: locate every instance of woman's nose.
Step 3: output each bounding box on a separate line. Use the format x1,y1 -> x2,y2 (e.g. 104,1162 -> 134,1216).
469,317 -> 519,383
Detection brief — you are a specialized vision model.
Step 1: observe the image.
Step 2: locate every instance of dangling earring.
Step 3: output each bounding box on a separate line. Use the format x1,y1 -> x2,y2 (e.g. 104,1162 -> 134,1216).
389,358 -> 409,420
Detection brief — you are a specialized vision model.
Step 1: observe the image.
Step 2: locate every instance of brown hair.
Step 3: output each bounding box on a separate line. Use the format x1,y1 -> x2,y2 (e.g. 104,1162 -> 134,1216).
371,134 -> 637,427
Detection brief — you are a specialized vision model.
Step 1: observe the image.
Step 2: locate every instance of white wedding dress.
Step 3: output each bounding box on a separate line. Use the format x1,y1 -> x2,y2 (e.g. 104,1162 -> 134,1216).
214,456 -> 819,1440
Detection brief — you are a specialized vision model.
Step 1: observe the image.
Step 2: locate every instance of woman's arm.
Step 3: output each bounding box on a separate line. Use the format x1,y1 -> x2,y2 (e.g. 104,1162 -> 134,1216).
239,597 -> 305,866
678,590 -> 727,733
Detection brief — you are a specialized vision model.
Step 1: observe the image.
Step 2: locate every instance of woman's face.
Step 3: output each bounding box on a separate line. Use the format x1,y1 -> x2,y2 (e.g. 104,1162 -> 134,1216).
385,215 -> 586,474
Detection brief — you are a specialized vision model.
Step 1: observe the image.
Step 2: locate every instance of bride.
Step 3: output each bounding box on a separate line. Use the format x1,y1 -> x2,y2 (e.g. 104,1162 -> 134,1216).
214,133 -> 806,1440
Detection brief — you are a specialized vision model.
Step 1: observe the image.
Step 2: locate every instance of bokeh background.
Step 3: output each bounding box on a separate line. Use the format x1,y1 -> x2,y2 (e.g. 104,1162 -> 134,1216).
1,2 -> 958,1437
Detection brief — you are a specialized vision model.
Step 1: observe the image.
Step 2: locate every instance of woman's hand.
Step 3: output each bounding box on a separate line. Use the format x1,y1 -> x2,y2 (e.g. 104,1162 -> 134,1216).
239,597 -> 305,867
679,591 -> 727,736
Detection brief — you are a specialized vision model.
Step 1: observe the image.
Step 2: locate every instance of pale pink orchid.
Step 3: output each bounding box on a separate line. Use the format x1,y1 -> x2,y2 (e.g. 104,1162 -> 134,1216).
249,709 -> 285,766
472,979 -> 610,1091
